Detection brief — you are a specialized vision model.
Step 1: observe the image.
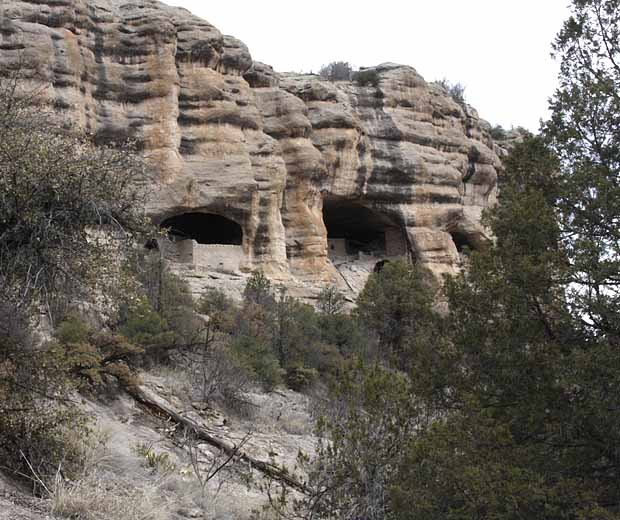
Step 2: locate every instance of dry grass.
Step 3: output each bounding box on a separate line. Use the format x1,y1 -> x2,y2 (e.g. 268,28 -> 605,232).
47,422 -> 253,520
51,471 -> 177,520
246,390 -> 314,436
48,426 -> 181,520
148,364 -> 194,402
44,369 -> 316,520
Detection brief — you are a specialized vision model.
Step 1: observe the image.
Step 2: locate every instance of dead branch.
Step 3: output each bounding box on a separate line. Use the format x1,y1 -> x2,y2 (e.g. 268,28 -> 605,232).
126,384 -> 311,494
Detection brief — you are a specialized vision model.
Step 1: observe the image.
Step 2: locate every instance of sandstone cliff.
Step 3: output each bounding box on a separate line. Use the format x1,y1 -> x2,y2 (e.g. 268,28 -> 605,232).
0,0 -> 502,299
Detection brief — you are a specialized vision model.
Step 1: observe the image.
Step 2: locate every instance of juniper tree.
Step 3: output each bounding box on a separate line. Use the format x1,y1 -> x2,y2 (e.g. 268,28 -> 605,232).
0,67 -> 149,318
288,2 -> 620,516
0,63 -> 151,481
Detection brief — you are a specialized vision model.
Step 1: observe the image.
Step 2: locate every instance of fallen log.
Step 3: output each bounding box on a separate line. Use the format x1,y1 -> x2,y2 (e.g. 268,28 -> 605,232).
126,384 -> 310,494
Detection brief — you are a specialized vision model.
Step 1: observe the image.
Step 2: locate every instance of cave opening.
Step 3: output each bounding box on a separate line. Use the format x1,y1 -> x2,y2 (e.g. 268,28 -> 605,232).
160,212 -> 243,245
450,230 -> 475,254
323,198 -> 406,258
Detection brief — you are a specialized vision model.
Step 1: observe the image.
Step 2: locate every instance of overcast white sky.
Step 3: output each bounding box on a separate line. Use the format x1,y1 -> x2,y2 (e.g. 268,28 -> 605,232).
171,1 -> 572,132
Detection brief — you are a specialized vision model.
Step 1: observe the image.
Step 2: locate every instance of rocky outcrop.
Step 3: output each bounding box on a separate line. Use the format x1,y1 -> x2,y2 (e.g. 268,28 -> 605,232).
0,0 -> 502,298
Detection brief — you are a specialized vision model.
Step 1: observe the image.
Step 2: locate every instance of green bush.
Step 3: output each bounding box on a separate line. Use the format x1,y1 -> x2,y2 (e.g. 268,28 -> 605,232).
317,285 -> 346,316
56,314 -> 91,344
231,335 -> 283,391
190,274 -> 367,394
319,61 -> 354,81
318,313 -> 369,358
273,291 -> 320,367
302,342 -> 345,377
0,307 -> 92,486
158,268 -> 197,340
53,315 -> 144,388
354,69 -> 380,87
356,259 -> 440,369
119,297 -> 169,346
243,271 -> 274,306
134,443 -> 177,475
285,366 -> 319,392
197,287 -> 237,332
128,253 -> 200,344
489,124 -> 508,140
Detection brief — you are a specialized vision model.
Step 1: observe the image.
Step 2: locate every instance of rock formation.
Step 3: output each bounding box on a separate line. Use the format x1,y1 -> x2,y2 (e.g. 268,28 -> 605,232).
0,0 -> 502,299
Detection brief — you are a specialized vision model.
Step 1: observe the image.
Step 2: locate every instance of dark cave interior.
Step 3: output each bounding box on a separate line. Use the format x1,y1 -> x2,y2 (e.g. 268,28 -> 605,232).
323,199 -> 394,255
450,230 -> 475,253
160,213 -> 243,245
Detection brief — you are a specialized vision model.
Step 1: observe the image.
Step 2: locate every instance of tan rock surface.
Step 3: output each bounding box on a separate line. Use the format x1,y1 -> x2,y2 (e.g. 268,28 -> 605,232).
1,0 -> 502,298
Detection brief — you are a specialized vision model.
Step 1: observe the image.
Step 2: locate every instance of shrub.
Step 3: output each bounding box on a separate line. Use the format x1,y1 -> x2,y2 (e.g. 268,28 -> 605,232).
317,285 -> 346,316
303,342 -> 345,377
354,69 -> 380,87
54,315 -> 143,388
231,334 -> 283,391
243,271 -> 274,306
318,61 -> 354,81
56,314 -> 91,344
0,63 -> 150,320
190,343 -> 252,408
197,287 -> 237,333
285,366 -> 319,392
0,307 -> 91,485
134,443 -> 177,475
128,253 -> 200,345
119,297 -> 170,346
317,312 -> 369,359
0,398 -> 91,488
435,78 -> 467,105
489,124 -> 508,140
0,59 -> 149,490
232,275 -> 366,388
356,259 -> 440,369
273,290 -> 320,367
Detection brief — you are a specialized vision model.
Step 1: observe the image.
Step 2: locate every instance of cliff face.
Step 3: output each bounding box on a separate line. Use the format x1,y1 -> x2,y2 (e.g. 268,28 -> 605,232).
1,0 -> 501,297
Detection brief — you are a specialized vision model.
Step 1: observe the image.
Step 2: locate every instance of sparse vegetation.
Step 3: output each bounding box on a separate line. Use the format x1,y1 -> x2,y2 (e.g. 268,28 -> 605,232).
489,123 -> 508,140
318,61 -> 354,81
435,77 -> 467,106
353,68 -> 380,87
52,471 -> 177,520
184,428 -> 251,515
134,442 -> 177,474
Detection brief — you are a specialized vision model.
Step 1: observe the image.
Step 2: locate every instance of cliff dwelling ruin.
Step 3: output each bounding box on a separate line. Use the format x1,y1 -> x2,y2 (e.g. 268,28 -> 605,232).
159,213 -> 245,273
323,198 -> 408,263
3,0 -> 501,298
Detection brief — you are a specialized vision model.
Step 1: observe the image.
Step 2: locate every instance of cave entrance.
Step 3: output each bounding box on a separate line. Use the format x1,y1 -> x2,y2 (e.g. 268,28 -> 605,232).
448,227 -> 488,258
160,212 -> 243,245
323,199 -> 407,259
450,230 -> 472,254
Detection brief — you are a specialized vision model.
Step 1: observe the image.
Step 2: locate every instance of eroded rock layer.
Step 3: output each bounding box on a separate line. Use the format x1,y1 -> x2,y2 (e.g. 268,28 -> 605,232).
1,0 -> 502,296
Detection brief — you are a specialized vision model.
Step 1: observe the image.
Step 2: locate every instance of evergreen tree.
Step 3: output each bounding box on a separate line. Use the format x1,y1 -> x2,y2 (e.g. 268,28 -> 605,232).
398,3 -> 620,516
295,8 -> 620,506
356,259 -> 440,369
546,0 -> 620,339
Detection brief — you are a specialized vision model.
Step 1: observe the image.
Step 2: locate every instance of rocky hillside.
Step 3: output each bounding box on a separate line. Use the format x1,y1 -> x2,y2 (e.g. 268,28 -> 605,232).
0,0 -> 501,299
